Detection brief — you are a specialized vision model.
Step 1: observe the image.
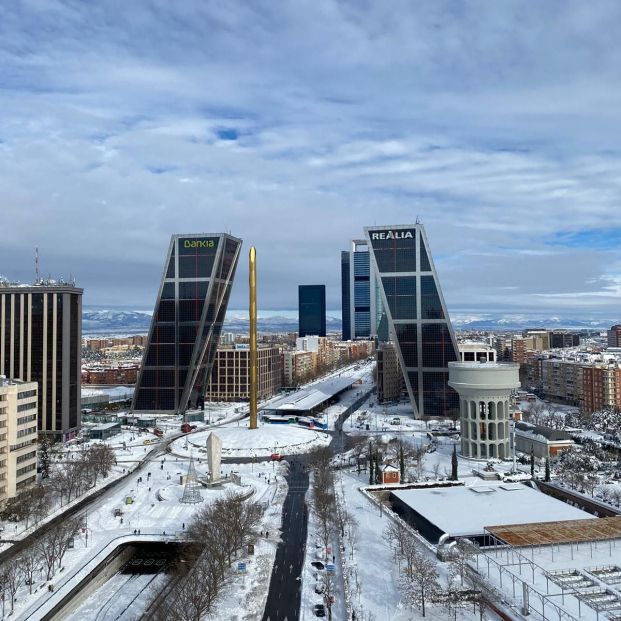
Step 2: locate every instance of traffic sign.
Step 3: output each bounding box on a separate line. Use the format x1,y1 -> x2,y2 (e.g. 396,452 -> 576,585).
237,562 -> 247,572
326,563 -> 336,573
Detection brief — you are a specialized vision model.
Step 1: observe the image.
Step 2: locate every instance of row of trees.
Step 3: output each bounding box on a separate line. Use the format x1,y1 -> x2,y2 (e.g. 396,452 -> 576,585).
385,520 -> 440,617
0,516 -> 82,615
309,447 -> 361,620
386,520 -> 492,619
149,492 -> 263,621
1,442 -> 115,527
348,435 -> 458,485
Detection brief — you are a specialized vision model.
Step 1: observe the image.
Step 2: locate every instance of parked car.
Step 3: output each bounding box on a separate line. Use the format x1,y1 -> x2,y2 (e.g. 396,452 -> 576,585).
271,453 -> 283,461
311,561 -> 325,571
315,582 -> 325,594
313,604 -> 326,617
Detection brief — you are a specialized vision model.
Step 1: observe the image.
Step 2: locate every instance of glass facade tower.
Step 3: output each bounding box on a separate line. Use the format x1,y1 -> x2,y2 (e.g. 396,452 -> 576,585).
365,224 -> 459,419
298,285 -> 326,337
132,233 -> 242,414
341,240 -> 382,340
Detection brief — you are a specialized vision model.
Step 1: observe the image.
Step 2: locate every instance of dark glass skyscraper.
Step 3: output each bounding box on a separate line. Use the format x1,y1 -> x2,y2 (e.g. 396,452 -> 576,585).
0,281 -> 82,440
132,233 -> 242,414
365,224 -> 459,419
341,240 -> 382,340
298,285 -> 326,337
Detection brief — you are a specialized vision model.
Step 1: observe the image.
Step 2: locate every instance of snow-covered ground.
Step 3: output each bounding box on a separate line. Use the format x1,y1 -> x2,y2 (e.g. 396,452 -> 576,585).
12,450 -> 288,621
171,422 -> 332,459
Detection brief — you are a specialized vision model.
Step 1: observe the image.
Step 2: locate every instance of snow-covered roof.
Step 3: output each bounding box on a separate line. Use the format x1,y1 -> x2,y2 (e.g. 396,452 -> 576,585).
262,376 -> 355,413
380,463 -> 399,472
90,422 -> 122,431
391,483 -> 591,538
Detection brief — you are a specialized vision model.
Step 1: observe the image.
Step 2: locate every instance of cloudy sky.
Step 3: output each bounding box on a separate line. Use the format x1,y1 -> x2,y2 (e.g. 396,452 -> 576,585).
1,1 -> 621,318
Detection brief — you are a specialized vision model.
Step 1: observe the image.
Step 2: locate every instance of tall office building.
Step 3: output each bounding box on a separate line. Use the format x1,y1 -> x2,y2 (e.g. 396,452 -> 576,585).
549,331 -> 580,349
341,240 -> 383,340
132,233 -> 242,415
0,280 -> 82,440
609,325 -> 621,348
298,285 -> 326,337
365,224 -> 459,419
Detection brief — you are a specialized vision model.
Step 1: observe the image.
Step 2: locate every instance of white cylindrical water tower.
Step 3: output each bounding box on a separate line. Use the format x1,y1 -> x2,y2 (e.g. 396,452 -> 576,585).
448,361 -> 520,460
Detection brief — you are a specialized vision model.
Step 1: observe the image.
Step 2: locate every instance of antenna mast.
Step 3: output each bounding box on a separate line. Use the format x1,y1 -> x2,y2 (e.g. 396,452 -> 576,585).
35,247 -> 39,282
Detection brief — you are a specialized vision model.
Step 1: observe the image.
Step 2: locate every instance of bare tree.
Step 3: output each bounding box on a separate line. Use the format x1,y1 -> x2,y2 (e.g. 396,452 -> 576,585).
411,446 -> 427,481
321,571 -> 338,620
384,520 -> 410,563
36,530 -> 59,580
152,551 -> 224,621
86,443 -> 116,482
398,549 -> 440,617
18,547 -> 43,594
1,561 -> 23,613
54,516 -> 82,570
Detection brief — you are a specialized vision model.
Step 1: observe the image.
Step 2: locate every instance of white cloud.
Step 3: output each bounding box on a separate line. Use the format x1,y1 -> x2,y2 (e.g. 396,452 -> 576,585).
0,1 -> 620,315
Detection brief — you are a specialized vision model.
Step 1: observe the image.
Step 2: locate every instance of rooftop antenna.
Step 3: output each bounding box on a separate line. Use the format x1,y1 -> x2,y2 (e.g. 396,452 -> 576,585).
415,215 -> 421,224
35,247 -> 39,282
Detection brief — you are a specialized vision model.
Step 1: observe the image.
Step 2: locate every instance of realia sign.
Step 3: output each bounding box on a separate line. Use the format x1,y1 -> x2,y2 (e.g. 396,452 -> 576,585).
369,230 -> 414,241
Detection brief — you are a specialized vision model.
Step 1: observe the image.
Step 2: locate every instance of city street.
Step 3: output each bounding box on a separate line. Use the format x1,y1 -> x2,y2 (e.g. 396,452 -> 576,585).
263,458 -> 309,621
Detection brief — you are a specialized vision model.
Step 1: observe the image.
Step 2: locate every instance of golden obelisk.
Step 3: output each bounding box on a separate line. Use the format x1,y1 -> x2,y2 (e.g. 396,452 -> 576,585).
249,246 -> 258,429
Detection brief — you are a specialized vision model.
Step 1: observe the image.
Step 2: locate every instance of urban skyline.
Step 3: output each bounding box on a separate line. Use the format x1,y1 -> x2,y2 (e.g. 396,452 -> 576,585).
2,4 -> 621,620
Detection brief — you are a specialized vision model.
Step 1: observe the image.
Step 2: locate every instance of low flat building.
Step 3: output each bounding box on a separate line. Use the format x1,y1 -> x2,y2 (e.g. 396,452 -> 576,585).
262,376 -> 356,418
88,421 -> 122,440
514,422 -> 574,458
0,377 -> 38,505
390,483 -> 591,544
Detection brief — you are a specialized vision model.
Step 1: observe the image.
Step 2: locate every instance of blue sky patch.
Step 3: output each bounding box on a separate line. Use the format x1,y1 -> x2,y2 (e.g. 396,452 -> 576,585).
551,229 -> 621,251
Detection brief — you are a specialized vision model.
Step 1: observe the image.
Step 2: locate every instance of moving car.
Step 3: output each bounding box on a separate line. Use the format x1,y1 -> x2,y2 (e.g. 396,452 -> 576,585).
313,604 -> 326,617
311,561 -> 325,571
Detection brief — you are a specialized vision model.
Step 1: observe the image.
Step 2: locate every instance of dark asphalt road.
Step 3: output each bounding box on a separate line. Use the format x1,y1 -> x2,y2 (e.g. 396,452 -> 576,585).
262,457 -> 309,621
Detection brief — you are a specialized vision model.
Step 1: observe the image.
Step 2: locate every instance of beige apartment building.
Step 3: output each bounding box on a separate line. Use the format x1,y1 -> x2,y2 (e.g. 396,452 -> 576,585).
540,359 -> 583,406
282,350 -> 315,386
205,346 -> 282,402
376,342 -> 404,403
0,377 -> 38,505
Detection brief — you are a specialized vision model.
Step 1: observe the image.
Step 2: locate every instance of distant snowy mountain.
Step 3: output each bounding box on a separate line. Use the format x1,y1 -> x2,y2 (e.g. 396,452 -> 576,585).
83,309 -> 153,334
450,313 -> 613,331
82,307 -> 613,336
82,307 -> 341,335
